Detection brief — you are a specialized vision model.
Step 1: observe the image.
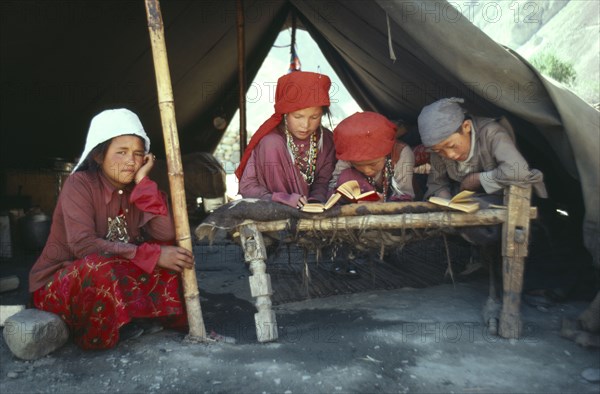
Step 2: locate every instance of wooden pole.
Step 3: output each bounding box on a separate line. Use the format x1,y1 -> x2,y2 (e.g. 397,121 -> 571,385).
250,208 -> 537,233
499,184 -> 532,339
144,0 -> 207,340
236,0 -> 247,156
239,223 -> 278,342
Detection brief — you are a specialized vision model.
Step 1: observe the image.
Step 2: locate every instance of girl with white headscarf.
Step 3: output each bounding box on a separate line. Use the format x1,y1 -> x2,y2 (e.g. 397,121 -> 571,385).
29,108 -> 193,350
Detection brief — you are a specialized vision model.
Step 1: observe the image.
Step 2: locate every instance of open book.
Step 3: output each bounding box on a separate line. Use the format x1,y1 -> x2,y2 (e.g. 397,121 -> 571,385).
336,180 -> 379,203
300,180 -> 379,213
300,193 -> 342,213
428,190 -> 480,213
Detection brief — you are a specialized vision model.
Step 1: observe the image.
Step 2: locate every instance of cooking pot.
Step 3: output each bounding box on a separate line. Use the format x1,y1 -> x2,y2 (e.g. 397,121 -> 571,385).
18,211 -> 51,251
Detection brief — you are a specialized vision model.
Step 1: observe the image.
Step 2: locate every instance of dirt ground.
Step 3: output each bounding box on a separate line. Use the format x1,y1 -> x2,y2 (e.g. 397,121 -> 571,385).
1,242 -> 599,394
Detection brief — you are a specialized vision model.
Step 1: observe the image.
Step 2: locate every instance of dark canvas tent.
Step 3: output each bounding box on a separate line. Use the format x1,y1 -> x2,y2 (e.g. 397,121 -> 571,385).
1,0 -> 598,264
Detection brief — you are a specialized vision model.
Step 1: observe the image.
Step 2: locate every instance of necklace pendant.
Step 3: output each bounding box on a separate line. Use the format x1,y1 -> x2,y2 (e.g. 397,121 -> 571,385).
106,213 -> 130,243
286,127 -> 318,186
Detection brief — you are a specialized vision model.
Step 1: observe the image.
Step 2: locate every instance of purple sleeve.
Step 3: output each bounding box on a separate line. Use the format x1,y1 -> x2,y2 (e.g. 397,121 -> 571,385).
308,130 -> 337,202
238,133 -> 304,208
238,149 -> 276,200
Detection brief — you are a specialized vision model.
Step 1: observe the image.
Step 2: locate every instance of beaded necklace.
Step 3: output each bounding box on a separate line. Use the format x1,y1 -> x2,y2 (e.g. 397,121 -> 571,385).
106,190 -> 130,243
284,120 -> 319,185
365,156 -> 393,202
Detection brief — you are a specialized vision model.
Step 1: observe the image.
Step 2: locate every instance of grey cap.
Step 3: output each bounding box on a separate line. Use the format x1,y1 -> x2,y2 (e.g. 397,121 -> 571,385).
417,97 -> 466,147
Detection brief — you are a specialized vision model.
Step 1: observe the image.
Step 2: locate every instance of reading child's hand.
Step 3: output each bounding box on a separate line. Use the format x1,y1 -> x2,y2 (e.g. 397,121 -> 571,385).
460,172 -> 481,191
135,153 -> 156,184
297,195 -> 308,209
436,190 -> 452,199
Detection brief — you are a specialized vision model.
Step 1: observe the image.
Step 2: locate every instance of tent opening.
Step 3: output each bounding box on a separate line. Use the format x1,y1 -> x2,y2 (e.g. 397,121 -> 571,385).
214,27 -> 362,198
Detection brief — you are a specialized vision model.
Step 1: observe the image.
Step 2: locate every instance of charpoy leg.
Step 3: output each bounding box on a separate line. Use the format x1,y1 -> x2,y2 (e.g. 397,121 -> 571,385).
499,185 -> 532,339
239,223 -> 278,342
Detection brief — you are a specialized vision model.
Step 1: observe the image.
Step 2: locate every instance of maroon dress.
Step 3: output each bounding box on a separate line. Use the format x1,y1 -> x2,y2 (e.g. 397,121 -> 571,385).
30,170 -> 186,349
239,124 -> 336,207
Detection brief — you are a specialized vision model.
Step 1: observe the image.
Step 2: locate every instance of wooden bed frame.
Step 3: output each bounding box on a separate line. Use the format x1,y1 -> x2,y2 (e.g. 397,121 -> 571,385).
237,185 -> 535,342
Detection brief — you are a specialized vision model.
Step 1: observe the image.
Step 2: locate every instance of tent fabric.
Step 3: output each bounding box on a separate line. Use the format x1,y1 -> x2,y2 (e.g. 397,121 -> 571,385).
0,0 -> 289,165
1,0 -> 598,264
295,0 -> 598,263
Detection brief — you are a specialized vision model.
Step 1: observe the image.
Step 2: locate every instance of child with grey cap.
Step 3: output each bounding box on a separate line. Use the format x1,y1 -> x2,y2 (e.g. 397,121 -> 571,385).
418,97 -> 547,206
418,97 -> 547,244
418,97 -> 549,334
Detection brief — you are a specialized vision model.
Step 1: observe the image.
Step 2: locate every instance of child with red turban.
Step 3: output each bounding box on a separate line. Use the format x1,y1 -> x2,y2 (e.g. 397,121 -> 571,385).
330,111 -> 414,202
236,71 -> 336,209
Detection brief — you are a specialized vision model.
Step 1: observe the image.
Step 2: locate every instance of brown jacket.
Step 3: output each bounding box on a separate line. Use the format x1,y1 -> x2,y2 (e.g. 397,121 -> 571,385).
426,116 -> 548,198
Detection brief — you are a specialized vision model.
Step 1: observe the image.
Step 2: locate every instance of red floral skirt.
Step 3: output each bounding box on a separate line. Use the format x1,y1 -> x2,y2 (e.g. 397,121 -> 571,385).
33,253 -> 187,350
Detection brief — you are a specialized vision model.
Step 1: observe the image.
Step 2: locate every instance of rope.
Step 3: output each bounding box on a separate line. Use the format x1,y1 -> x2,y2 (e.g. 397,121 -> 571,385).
442,234 -> 456,288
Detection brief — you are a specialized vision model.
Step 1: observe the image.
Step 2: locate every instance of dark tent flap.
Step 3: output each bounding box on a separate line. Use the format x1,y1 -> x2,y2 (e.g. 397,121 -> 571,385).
1,0 -> 598,263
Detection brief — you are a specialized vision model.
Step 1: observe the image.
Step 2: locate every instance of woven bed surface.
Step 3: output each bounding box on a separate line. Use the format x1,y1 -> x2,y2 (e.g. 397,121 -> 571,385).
263,237 -> 473,305
194,199 -> 477,304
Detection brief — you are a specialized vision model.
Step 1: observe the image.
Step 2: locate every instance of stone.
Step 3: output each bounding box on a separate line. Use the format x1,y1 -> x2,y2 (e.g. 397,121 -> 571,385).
3,309 -> 69,360
0,275 -> 19,293
581,368 -> 600,383
221,137 -> 235,145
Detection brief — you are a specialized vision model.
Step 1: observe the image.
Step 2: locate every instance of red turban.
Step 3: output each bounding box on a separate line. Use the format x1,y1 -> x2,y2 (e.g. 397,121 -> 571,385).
235,71 -> 331,179
334,112 -> 397,161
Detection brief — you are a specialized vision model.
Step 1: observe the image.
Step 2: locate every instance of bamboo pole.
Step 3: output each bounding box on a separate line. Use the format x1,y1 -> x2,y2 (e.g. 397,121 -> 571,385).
236,0 -> 247,156
144,0 -> 207,340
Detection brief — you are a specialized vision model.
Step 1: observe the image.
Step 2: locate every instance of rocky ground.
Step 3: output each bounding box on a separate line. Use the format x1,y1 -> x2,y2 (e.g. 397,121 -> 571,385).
1,242 -> 599,394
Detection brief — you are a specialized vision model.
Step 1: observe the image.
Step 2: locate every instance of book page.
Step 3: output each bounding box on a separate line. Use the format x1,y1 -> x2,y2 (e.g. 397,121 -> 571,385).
300,203 -> 326,213
428,192 -> 479,213
336,180 -> 360,199
428,196 -> 452,207
300,193 -> 341,213
323,193 -> 341,209
336,180 -> 378,202
450,190 -> 476,203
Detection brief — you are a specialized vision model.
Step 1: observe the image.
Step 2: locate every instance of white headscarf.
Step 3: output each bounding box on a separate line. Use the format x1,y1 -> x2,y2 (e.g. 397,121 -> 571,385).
72,108 -> 150,173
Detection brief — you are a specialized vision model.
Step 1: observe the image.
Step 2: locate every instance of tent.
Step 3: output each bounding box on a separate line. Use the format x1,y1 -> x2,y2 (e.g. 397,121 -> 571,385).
1,0 -> 598,264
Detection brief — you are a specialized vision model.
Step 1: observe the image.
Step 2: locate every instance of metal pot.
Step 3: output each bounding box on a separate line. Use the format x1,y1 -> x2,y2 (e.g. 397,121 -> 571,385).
18,211 -> 51,251
50,157 -> 74,173
0,214 -> 12,259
